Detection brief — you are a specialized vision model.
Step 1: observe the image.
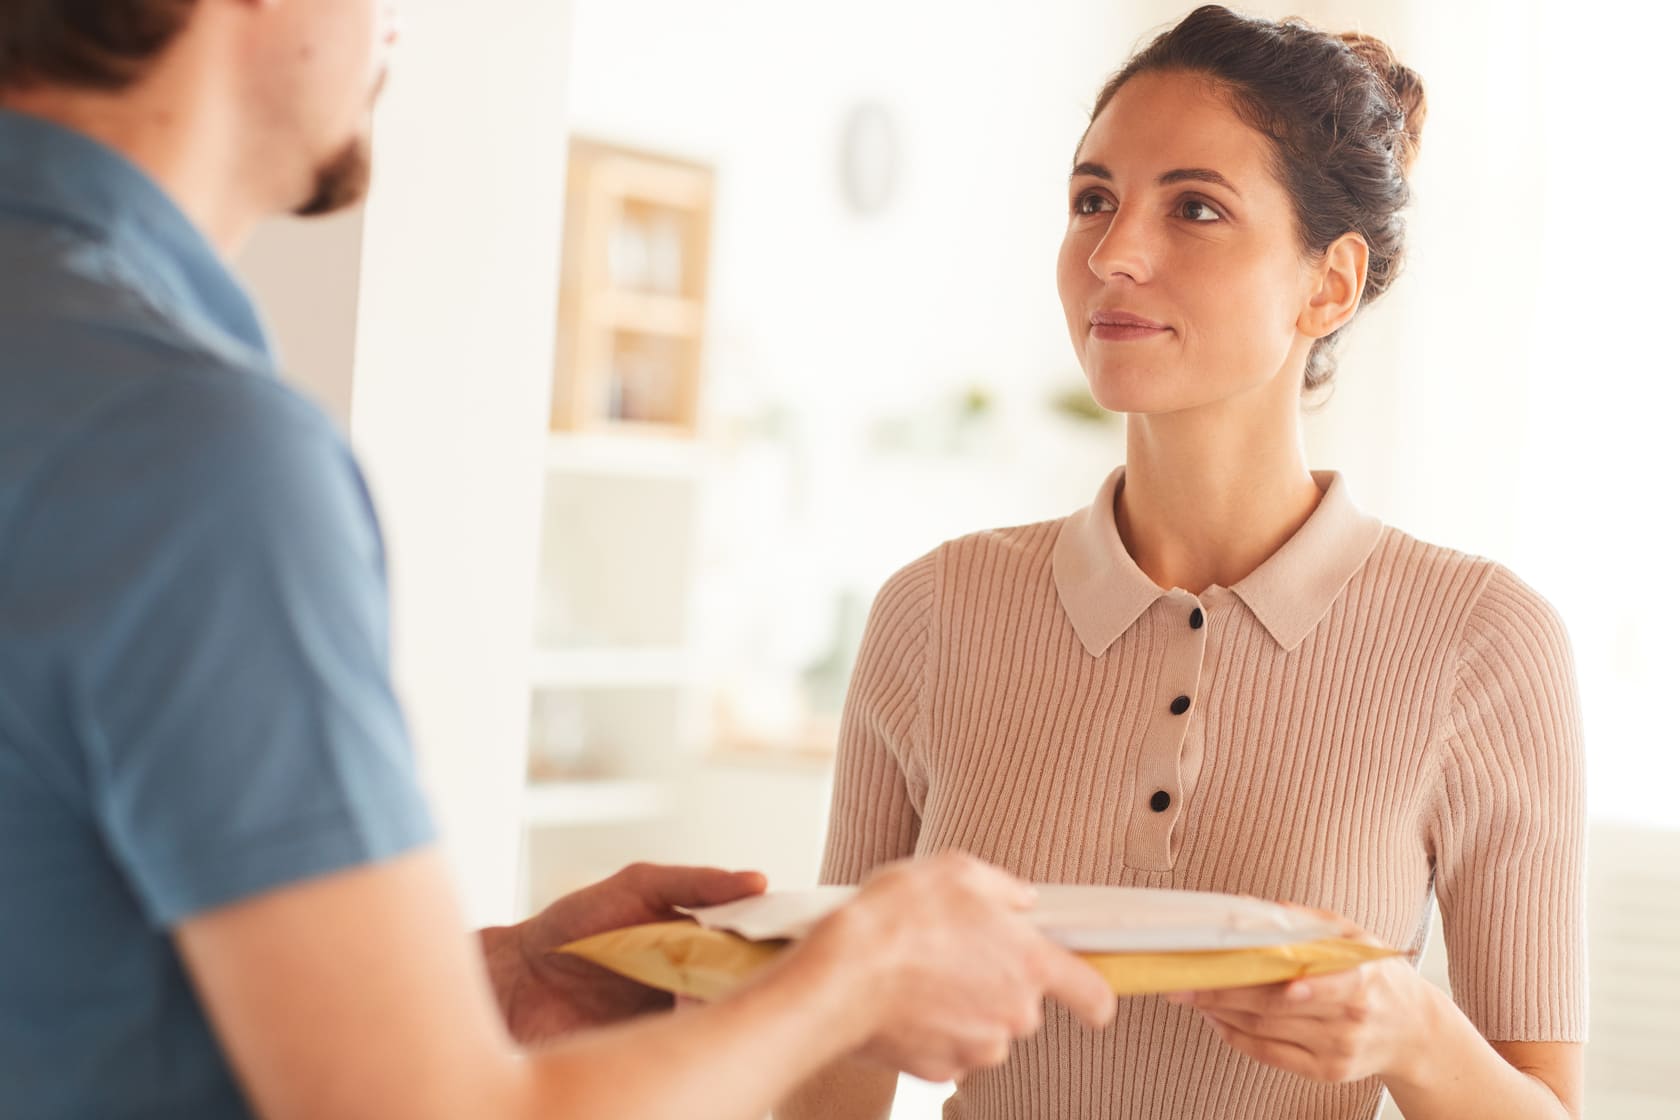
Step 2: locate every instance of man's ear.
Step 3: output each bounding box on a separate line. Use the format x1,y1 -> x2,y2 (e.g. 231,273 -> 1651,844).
1299,232 -> 1369,340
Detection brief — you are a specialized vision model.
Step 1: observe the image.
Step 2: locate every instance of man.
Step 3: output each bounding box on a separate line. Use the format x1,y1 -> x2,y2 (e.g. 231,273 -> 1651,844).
0,2 -> 1117,1118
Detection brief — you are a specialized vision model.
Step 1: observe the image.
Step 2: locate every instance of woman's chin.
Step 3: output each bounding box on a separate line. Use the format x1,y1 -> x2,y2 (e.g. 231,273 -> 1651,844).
1084,367 -> 1187,417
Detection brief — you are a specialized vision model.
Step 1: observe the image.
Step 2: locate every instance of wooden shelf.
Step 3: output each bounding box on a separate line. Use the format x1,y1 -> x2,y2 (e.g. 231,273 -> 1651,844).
524,779 -> 667,827
552,138 -> 714,434
589,156 -> 713,210
531,647 -> 694,689
591,290 -> 704,337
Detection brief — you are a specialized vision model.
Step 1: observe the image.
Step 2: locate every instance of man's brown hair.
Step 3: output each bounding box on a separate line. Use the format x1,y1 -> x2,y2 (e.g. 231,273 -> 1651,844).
0,1 -> 198,91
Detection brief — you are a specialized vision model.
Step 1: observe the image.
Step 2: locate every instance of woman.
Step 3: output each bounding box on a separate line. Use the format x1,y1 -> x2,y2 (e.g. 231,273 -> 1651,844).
781,6 -> 1583,1119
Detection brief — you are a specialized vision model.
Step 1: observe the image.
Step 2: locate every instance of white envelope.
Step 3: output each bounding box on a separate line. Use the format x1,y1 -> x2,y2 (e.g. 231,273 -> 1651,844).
687,885 -> 1343,952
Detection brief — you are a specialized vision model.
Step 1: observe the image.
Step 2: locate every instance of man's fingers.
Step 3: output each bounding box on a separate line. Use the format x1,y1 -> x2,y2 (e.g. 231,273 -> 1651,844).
929,850 -> 1036,911
962,1031 -> 1014,1071
621,863 -> 768,910
1036,944 -> 1117,1030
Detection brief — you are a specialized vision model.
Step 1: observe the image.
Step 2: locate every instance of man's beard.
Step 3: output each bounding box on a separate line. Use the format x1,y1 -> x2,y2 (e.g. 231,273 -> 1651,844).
293,131 -> 373,218
293,70 -> 386,218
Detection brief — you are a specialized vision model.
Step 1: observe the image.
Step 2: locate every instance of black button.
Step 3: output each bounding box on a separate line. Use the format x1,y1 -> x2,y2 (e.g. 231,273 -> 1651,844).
1150,790 -> 1172,812
1190,608 -> 1205,629
1170,695 -> 1191,715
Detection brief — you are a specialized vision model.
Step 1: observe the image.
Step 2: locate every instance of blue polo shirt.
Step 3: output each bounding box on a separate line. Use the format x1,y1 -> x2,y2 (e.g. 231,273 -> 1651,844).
0,111 -> 435,1117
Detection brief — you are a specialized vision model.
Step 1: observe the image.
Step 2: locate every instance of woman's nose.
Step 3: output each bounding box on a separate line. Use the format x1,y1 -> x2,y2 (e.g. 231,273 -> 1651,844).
1088,206 -> 1153,284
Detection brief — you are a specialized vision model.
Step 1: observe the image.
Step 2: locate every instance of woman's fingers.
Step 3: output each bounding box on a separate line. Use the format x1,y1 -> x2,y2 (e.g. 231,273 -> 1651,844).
1197,1005 -> 1354,1051
1169,971 -> 1363,1020
1279,901 -> 1381,944
1201,1012 -> 1328,1081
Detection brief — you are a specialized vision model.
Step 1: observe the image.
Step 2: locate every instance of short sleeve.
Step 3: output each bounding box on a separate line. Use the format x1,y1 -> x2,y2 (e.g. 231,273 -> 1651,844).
1430,564 -> 1586,1041
15,371 -> 434,927
818,551 -> 937,887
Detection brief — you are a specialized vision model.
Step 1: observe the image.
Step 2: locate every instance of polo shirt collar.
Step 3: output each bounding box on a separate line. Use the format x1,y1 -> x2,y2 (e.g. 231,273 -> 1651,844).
0,108 -> 273,365
1053,466 -> 1383,655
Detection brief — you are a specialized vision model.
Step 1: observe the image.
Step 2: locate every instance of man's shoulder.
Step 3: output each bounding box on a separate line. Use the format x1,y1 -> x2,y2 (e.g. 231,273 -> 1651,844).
0,307 -> 359,592
0,224 -> 341,498
5,338 -> 343,498
0,213 -> 285,413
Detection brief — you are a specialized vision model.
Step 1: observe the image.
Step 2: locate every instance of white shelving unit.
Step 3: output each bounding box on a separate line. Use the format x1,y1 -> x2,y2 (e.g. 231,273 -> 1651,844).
519,140 -> 844,914
520,432 -> 710,910
521,139 -> 718,911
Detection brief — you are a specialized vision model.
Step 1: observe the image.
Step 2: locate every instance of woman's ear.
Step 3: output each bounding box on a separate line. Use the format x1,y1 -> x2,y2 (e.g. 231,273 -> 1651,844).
1299,232 -> 1369,340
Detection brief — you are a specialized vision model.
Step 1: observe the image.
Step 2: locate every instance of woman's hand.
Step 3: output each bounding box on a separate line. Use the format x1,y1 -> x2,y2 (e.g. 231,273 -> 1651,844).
1168,910 -> 1433,1085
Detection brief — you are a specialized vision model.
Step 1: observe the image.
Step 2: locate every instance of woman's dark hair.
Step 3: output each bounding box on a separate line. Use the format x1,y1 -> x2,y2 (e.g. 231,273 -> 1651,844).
0,1 -> 198,92
1087,4 -> 1428,392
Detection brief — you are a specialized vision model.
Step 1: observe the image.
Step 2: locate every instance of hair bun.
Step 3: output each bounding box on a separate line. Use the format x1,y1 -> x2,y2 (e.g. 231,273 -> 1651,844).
1337,31 -> 1427,176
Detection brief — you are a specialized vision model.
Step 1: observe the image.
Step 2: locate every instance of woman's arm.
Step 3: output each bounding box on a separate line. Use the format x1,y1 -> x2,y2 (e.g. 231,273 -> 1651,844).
1486,1042 -> 1584,1115
1184,565 -> 1587,1116
1387,1000 -> 1581,1117
1175,959 -> 1581,1118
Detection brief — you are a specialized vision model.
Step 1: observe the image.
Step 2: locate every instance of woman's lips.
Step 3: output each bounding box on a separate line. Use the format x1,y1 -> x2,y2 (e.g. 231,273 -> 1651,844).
1090,309 -> 1170,342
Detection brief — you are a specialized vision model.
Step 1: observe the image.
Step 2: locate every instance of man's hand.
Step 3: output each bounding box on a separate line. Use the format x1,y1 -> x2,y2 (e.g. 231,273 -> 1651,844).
795,852 -> 1117,1084
480,862 -> 767,1045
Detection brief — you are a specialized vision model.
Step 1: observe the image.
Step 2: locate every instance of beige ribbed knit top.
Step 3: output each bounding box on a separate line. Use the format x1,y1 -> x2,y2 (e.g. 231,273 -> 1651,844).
819,468 -> 1585,1120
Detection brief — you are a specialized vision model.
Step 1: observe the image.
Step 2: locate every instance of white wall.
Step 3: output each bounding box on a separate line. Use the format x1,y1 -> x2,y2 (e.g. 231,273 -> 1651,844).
242,0 -> 573,927
349,0 -> 572,926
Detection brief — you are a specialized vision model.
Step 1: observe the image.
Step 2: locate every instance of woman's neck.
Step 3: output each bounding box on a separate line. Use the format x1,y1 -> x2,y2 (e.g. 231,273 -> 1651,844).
1117,388 -> 1322,595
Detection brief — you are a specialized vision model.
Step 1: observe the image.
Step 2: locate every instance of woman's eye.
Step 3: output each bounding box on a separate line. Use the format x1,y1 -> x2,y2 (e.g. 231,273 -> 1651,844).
1179,198 -> 1221,222
1072,192 -> 1113,217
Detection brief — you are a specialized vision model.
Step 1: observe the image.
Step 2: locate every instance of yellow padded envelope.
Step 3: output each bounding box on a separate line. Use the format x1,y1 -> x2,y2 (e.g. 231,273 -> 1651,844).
557,920 -> 1398,1003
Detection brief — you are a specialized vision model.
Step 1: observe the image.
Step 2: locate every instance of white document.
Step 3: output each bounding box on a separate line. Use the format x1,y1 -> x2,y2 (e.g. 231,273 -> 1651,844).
687,885 -> 1343,952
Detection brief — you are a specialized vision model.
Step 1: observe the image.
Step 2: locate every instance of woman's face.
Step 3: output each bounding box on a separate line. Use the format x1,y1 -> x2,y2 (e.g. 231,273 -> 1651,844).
1057,70 -> 1321,416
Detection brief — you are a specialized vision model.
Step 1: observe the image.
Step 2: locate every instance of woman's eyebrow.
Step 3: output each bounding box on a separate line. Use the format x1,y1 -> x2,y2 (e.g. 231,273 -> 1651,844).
1158,167 -> 1242,197
1069,161 -> 1243,200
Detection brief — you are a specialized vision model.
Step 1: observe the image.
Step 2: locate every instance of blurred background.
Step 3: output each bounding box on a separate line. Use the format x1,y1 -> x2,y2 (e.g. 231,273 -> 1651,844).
237,0 -> 1678,1115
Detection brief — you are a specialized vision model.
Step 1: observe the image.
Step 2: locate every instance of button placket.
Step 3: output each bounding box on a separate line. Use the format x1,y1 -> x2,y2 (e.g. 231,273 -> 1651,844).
1123,592 -> 1209,871
1176,595 -> 1220,833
